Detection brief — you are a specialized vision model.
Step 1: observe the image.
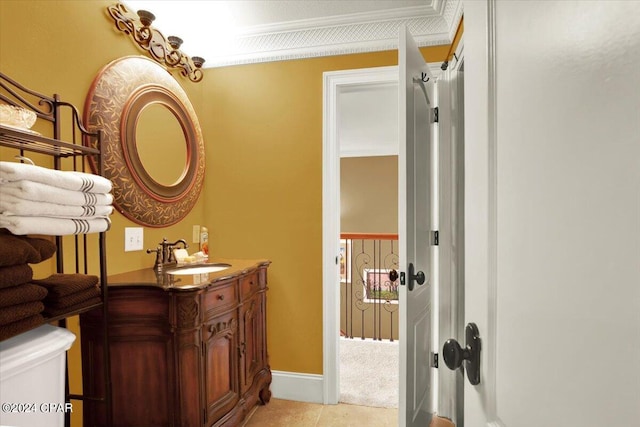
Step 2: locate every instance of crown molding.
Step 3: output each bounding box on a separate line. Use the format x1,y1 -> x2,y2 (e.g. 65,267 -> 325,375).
238,4 -> 444,36
205,0 -> 462,68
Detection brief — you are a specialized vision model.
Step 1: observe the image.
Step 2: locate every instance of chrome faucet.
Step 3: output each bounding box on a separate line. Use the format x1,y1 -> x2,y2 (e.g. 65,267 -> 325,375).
147,238 -> 188,271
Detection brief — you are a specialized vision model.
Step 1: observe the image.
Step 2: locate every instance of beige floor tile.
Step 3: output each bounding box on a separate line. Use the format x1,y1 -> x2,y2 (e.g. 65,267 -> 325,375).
316,403 -> 398,427
244,399 -> 399,427
243,399 -> 323,427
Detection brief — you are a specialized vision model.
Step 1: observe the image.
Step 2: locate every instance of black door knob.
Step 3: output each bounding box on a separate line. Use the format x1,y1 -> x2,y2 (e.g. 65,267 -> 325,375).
442,323 -> 481,385
442,339 -> 466,369
406,262 -> 425,291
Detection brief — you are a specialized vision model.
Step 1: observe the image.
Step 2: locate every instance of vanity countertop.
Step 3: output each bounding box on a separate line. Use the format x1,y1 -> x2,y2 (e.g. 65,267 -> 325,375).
106,258 -> 271,291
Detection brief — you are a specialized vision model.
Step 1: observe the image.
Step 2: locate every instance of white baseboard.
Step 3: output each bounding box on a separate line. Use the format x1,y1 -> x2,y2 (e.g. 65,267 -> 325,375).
270,370 -> 324,404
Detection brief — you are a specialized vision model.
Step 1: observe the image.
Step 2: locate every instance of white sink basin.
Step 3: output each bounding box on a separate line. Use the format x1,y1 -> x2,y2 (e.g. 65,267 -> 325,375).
166,263 -> 231,275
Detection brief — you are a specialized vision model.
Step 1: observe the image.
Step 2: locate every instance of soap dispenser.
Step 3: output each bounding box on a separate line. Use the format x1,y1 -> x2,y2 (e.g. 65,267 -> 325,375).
200,226 -> 209,256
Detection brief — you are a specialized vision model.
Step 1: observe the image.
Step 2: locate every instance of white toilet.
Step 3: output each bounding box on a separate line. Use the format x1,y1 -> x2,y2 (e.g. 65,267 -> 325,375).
0,325 -> 76,427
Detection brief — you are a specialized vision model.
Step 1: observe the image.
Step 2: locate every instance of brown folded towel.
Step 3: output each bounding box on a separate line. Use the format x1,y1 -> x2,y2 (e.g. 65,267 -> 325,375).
44,296 -> 101,317
45,286 -> 101,309
0,301 -> 45,325
0,232 -> 41,266
0,264 -> 33,289
32,273 -> 99,298
0,314 -> 44,341
429,417 -> 455,427
0,283 -> 48,308
23,236 -> 56,262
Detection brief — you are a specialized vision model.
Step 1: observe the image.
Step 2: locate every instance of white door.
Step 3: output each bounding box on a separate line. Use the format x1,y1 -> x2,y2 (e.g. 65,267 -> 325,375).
462,1 -> 640,426
398,26 -> 436,427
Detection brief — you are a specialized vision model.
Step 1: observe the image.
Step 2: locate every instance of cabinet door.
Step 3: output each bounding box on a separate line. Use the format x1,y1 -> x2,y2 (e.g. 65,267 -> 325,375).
203,310 -> 240,426
240,292 -> 266,394
81,290 -> 176,427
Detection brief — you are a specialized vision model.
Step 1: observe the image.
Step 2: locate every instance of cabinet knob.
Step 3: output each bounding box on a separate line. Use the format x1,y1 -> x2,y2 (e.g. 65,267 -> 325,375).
217,294 -> 225,301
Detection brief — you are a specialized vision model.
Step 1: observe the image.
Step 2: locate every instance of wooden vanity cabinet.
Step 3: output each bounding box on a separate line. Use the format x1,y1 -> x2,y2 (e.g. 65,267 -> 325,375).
80,262 -> 271,427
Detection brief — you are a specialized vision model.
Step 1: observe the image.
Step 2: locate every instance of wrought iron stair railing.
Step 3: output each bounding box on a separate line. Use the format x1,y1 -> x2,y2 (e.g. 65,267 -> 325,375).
340,233 -> 399,341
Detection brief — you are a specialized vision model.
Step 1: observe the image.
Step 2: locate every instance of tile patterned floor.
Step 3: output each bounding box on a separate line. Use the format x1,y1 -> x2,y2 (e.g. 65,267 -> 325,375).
243,399 -> 398,427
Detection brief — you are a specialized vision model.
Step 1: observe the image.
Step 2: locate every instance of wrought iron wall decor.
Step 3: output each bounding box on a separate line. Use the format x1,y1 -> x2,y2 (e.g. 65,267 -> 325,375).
84,56 -> 205,227
107,2 -> 205,83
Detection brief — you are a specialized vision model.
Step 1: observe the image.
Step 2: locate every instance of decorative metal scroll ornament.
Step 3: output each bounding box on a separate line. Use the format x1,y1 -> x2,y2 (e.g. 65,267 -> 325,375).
107,2 -> 205,83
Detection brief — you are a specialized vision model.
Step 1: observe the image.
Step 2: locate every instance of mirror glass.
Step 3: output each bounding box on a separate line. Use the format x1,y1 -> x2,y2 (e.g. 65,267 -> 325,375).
136,103 -> 187,186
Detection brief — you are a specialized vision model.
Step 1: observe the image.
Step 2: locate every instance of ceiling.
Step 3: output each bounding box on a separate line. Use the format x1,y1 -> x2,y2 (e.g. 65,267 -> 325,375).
339,83 -> 399,157
123,0 -> 462,68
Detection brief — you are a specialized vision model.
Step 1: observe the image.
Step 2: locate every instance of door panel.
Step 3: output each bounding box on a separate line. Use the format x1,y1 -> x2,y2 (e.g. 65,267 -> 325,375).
204,312 -> 239,425
464,1 -> 640,426
411,305 -> 431,414
398,25 -> 435,427
241,297 -> 263,393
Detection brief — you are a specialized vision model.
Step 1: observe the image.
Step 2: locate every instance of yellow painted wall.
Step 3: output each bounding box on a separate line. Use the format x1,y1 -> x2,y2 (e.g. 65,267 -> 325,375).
1,1 -> 459,424
201,45 -> 451,375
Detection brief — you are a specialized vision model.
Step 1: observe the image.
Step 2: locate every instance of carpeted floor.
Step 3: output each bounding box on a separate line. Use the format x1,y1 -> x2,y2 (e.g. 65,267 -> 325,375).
339,337 -> 399,408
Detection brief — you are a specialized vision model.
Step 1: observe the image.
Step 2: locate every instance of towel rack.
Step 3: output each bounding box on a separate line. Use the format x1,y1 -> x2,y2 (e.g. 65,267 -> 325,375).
0,71 -> 113,427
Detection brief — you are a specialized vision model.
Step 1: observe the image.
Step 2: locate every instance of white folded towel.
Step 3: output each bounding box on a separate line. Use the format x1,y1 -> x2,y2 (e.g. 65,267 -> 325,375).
0,193 -> 114,218
0,214 -> 111,236
0,180 -> 113,206
0,161 -> 112,193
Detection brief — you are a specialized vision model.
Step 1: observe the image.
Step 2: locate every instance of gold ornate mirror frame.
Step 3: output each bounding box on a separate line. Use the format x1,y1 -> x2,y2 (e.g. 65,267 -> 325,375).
84,56 -> 205,227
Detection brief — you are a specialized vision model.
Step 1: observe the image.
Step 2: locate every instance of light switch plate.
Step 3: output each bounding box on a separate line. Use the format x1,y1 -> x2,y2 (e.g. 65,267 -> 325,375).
125,227 -> 144,252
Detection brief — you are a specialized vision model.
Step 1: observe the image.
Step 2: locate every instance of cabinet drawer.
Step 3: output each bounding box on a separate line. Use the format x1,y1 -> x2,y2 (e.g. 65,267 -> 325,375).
240,272 -> 260,299
203,282 -> 237,318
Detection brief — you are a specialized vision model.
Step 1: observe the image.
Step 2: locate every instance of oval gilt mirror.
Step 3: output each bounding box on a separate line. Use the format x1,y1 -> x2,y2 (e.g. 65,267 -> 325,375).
84,56 -> 205,227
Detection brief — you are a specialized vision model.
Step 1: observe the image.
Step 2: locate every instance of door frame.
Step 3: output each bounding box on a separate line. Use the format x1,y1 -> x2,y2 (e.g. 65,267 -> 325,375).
322,65 -> 399,404
322,61 -> 448,408
463,0 -> 501,422
436,38 -> 465,425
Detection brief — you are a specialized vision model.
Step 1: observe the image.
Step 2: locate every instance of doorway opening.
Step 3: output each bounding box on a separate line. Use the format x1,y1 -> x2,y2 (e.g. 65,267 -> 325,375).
338,80 -> 400,408
322,66 -> 400,407
339,156 -> 400,408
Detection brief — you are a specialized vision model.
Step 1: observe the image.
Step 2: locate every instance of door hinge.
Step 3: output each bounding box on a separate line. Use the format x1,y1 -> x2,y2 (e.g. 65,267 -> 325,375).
431,107 -> 439,123
431,352 -> 439,368
431,230 -> 439,246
